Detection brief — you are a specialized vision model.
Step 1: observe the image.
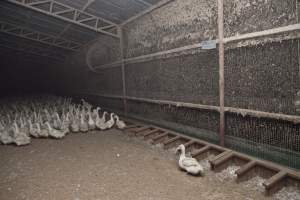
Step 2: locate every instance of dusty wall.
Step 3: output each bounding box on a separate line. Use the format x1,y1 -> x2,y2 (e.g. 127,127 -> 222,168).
63,0 -> 300,168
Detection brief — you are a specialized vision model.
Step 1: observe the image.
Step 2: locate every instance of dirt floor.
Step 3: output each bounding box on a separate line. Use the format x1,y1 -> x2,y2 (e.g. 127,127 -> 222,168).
0,129 -> 292,200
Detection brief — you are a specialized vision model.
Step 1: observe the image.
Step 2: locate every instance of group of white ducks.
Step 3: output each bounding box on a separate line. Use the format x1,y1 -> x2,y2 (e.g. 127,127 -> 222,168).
0,95 -> 126,146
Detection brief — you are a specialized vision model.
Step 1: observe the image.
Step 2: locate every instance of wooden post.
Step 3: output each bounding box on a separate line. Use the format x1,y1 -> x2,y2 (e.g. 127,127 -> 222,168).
218,0 -> 225,146
118,27 -> 127,116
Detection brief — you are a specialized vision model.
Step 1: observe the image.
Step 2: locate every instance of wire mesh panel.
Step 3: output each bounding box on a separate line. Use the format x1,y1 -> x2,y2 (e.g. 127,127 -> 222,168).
225,113 -> 300,169
224,39 -> 300,169
125,50 -> 219,105
127,100 -> 220,143
225,39 -> 299,115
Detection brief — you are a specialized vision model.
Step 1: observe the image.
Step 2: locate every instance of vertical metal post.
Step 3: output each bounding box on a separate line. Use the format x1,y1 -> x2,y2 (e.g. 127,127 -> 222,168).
218,0 -> 225,146
118,26 -> 128,116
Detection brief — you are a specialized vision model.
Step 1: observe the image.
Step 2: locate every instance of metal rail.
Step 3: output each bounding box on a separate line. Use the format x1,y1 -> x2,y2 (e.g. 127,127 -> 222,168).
0,21 -> 82,51
80,93 -> 300,124
6,0 -> 119,38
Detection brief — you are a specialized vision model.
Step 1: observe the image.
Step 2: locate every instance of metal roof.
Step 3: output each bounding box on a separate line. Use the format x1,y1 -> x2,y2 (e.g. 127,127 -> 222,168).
0,0 -> 162,63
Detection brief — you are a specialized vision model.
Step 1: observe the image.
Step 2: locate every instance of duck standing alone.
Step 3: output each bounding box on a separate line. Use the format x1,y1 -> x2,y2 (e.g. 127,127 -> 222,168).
176,144 -> 204,176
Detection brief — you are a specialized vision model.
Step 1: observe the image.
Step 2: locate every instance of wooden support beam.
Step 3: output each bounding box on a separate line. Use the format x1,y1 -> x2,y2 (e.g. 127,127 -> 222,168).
163,135 -> 181,146
152,132 -> 168,142
123,124 -> 139,130
218,0 -> 225,146
263,171 -> 287,193
183,140 -> 196,148
235,160 -> 257,178
210,151 -> 234,170
136,128 -> 158,136
143,129 -> 161,138
191,145 -> 211,157
134,126 -> 150,134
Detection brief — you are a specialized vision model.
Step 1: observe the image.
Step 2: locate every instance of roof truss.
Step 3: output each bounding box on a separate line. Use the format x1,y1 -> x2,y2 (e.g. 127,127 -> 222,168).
6,0 -> 120,39
0,21 -> 82,51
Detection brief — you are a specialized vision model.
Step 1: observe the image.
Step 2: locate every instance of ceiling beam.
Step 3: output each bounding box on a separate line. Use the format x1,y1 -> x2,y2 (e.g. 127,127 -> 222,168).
55,0 -> 95,41
6,0 -> 120,39
0,21 -> 82,51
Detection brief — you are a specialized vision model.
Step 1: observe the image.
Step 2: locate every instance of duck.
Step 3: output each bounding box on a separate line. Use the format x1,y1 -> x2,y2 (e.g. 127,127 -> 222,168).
36,122 -> 49,138
88,111 -> 96,130
176,144 -> 204,176
79,114 -> 88,133
12,122 -> 31,146
45,122 -> 66,139
60,117 -> 70,135
53,112 -> 62,130
95,111 -> 108,130
104,113 -> 115,129
92,107 -> 101,120
28,119 -> 39,138
113,114 -> 126,129
70,113 -> 80,133
0,126 -> 14,145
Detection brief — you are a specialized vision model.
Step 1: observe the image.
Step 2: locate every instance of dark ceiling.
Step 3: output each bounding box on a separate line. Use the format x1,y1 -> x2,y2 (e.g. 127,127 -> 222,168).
0,0 -> 162,63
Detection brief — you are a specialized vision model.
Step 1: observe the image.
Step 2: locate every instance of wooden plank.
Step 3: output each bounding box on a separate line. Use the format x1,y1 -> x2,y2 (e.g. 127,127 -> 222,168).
263,171 -> 287,190
183,140 -> 195,148
210,151 -> 234,169
134,126 -> 150,133
236,160 -> 257,177
163,135 -> 181,145
136,128 -> 158,136
152,132 -> 169,141
191,145 -> 211,157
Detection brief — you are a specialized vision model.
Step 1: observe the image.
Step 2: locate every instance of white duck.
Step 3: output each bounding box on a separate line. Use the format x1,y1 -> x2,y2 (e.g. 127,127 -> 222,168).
0,126 -> 14,145
79,114 -> 88,133
113,114 -> 126,129
36,123 -> 49,138
28,119 -> 39,138
103,113 -> 115,129
95,111 -> 108,130
13,122 -> 31,146
88,111 -> 96,130
176,144 -> 204,176
45,122 -> 66,139
70,112 -> 80,133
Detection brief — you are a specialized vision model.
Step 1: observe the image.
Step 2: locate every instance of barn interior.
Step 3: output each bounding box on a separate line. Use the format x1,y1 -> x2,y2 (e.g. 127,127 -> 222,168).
0,0 -> 300,199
